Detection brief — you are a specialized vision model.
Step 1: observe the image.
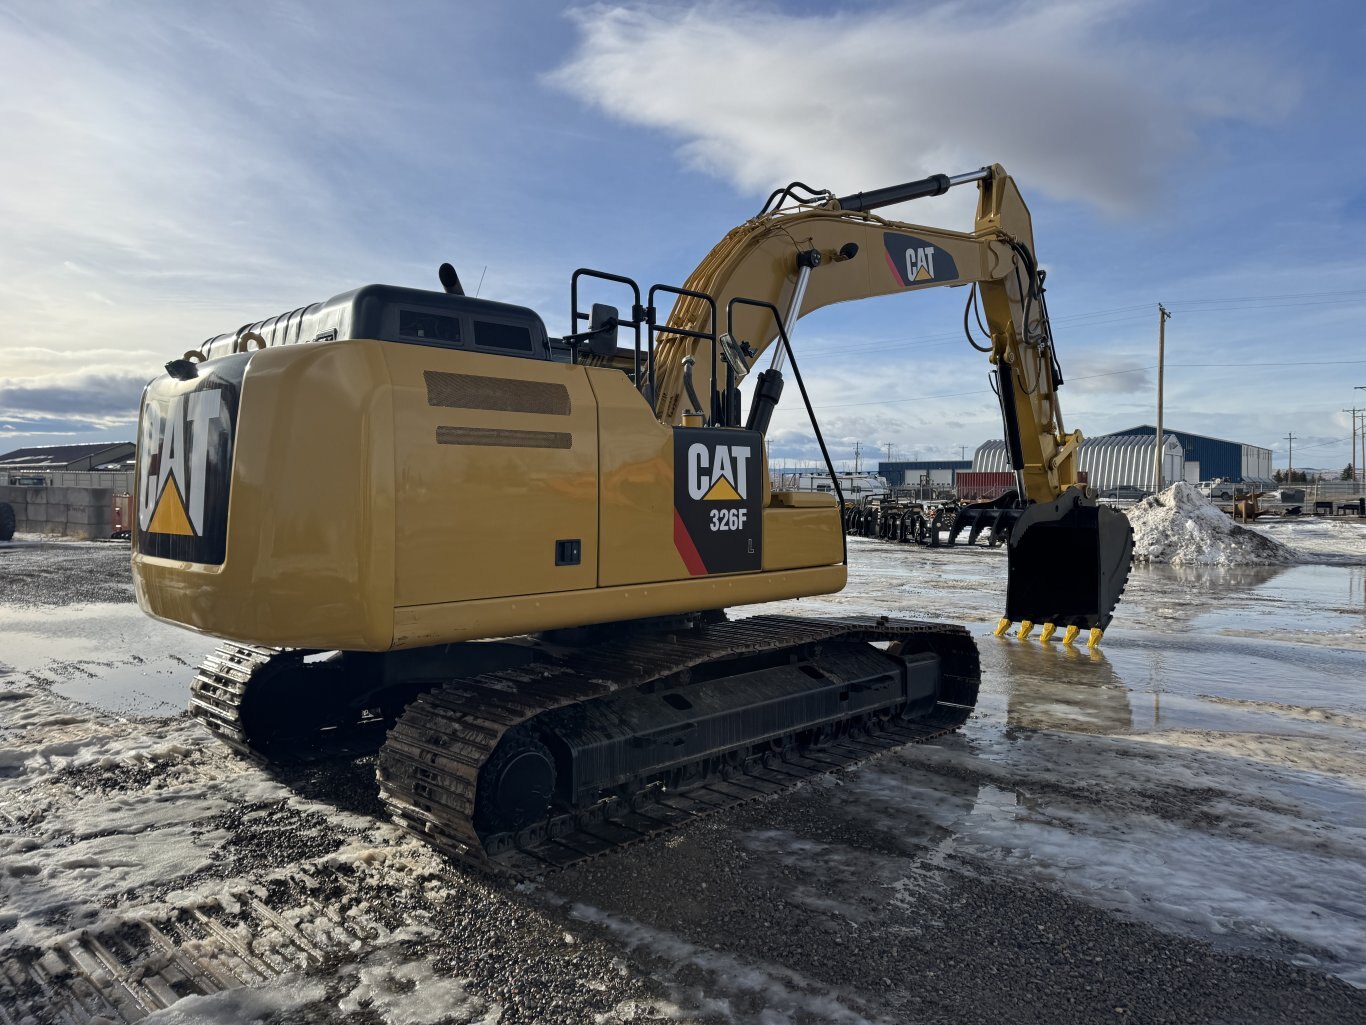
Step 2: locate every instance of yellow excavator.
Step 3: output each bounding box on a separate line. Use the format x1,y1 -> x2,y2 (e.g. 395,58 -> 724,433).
131,165 -> 1132,873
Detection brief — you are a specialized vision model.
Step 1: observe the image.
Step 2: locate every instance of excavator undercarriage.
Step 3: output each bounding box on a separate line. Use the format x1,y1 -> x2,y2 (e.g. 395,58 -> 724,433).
189,616 -> 979,875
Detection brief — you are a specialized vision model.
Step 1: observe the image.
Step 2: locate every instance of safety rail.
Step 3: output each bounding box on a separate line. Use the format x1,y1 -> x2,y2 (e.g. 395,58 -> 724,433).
569,268 -> 646,387
647,283 -> 716,420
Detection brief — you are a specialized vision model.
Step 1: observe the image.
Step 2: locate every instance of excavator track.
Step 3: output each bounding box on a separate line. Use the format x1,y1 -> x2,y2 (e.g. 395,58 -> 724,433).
189,644 -> 384,761
186,617 -> 979,879
189,643 -> 297,758
377,615 -> 978,877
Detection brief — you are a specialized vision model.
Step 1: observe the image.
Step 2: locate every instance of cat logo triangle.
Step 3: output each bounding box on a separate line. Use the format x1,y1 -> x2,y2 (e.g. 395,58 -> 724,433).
914,263 -> 933,281
702,476 -> 742,501
147,478 -> 195,535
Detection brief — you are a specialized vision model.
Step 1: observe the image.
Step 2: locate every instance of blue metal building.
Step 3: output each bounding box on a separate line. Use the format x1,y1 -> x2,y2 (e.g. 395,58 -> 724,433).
1108,425 -> 1273,485
878,460 -> 971,487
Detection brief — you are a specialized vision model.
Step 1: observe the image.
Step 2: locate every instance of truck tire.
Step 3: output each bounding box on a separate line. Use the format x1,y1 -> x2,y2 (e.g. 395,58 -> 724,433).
0,502 -> 15,542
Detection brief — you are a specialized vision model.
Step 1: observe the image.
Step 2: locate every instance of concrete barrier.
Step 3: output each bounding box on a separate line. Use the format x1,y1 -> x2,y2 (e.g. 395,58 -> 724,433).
0,485 -> 117,540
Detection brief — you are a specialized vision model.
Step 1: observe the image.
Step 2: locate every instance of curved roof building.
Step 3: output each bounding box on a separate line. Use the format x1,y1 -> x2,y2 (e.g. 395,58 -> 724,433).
973,433 -> 1185,493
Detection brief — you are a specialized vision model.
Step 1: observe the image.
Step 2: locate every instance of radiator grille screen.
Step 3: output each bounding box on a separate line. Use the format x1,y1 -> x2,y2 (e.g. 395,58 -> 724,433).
424,371 -> 570,415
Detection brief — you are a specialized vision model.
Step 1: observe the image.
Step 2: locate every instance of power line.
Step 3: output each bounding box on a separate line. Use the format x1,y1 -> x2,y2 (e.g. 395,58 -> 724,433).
787,287 -> 1366,364
1286,435 -> 1352,451
807,359 -> 1366,412
810,366 -> 1155,411
1169,359 -> 1366,368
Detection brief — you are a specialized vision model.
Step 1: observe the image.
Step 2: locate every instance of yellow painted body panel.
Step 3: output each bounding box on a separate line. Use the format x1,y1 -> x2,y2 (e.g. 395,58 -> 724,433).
768,491 -> 838,509
132,339 -> 846,652
762,503 -> 844,572
386,346 -> 600,604
588,370 -> 688,586
392,565 -> 846,649
134,340 -> 398,651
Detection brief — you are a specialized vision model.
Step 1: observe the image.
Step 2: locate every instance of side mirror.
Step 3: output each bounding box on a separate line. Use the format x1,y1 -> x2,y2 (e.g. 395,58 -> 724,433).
718,332 -> 753,384
587,303 -> 620,356
590,303 -> 618,332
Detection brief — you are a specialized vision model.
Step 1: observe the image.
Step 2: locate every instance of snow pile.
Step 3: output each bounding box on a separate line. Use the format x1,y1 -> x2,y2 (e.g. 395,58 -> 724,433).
1126,482 -> 1296,565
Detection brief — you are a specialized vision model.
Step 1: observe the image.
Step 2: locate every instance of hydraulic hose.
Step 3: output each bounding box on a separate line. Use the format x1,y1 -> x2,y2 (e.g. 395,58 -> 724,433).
681,355 -> 705,420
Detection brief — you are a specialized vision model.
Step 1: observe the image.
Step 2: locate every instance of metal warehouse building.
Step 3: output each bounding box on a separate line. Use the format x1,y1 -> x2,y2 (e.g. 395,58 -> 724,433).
877,460 -> 971,487
0,442 -> 135,474
972,425 -> 1274,491
973,434 -> 1185,492
1107,425 -> 1273,486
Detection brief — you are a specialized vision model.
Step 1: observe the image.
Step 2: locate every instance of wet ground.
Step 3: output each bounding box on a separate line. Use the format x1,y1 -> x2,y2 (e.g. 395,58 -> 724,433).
1,530 -> 1365,1023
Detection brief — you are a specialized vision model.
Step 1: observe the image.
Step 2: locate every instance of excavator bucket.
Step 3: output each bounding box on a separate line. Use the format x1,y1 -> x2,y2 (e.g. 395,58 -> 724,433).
1004,487 -> 1134,640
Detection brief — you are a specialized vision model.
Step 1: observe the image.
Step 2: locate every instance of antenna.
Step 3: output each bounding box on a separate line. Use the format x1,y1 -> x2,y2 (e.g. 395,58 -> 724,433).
475,266 -> 487,298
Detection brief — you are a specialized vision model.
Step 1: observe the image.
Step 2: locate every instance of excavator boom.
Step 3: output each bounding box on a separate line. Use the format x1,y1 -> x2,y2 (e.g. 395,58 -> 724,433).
648,164 -> 1132,641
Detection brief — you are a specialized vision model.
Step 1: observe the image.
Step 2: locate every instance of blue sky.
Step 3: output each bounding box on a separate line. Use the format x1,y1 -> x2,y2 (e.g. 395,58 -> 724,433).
2,0 -> 1365,472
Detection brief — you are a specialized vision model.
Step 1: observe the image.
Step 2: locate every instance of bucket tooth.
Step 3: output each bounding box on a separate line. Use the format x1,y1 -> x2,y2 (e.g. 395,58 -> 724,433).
1004,486 -> 1134,633
1017,620 -> 1034,640
1063,625 -> 1080,646
1039,623 -> 1057,643
993,618 -> 1012,637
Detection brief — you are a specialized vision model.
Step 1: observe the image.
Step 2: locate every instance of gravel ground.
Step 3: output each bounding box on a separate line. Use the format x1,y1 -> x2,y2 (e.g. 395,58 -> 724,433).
0,537 -> 134,606
555,785 -> 1359,1025
1,536 -> 1364,1024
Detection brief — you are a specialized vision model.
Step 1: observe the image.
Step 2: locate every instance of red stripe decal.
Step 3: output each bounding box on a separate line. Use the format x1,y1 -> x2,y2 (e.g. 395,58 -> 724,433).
884,248 -> 905,285
673,509 -> 707,576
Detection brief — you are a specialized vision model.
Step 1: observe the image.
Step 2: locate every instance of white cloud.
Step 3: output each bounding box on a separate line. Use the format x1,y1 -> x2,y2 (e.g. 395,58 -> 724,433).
1064,357 -> 1153,395
748,341 -> 1002,464
0,368 -> 149,426
550,2 -> 1297,217
0,6 -> 538,367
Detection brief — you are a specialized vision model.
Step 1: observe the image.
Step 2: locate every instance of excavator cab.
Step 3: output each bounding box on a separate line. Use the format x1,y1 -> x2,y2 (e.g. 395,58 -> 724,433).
1004,488 -> 1134,645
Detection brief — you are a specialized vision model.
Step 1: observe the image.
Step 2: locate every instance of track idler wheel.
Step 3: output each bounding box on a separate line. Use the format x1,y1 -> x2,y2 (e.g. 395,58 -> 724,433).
1003,486 -> 1134,643
474,730 -> 557,836
234,656 -> 351,754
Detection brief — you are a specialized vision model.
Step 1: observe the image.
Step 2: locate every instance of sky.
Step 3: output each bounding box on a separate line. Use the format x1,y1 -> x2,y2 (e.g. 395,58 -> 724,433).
2,0 -> 1365,473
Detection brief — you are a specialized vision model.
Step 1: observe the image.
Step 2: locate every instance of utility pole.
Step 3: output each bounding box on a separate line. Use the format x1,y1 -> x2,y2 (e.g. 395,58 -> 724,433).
1355,412 -> 1366,497
885,442 -> 894,464
960,445 -> 967,460
1285,432 -> 1295,481
1355,408 -> 1366,495
1357,387 -> 1366,493
854,441 -> 861,474
1346,408 -> 1360,489
1154,304 -> 1171,492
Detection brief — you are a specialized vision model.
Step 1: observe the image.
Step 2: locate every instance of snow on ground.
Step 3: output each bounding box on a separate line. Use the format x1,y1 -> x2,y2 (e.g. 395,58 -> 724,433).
1127,482 -> 1297,565
752,538 -> 1366,985
1254,515 -> 1366,564
4,536 -> 1366,1022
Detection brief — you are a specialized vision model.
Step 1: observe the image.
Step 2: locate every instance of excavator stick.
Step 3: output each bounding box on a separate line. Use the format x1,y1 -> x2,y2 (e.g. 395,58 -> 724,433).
1002,487 -> 1134,645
